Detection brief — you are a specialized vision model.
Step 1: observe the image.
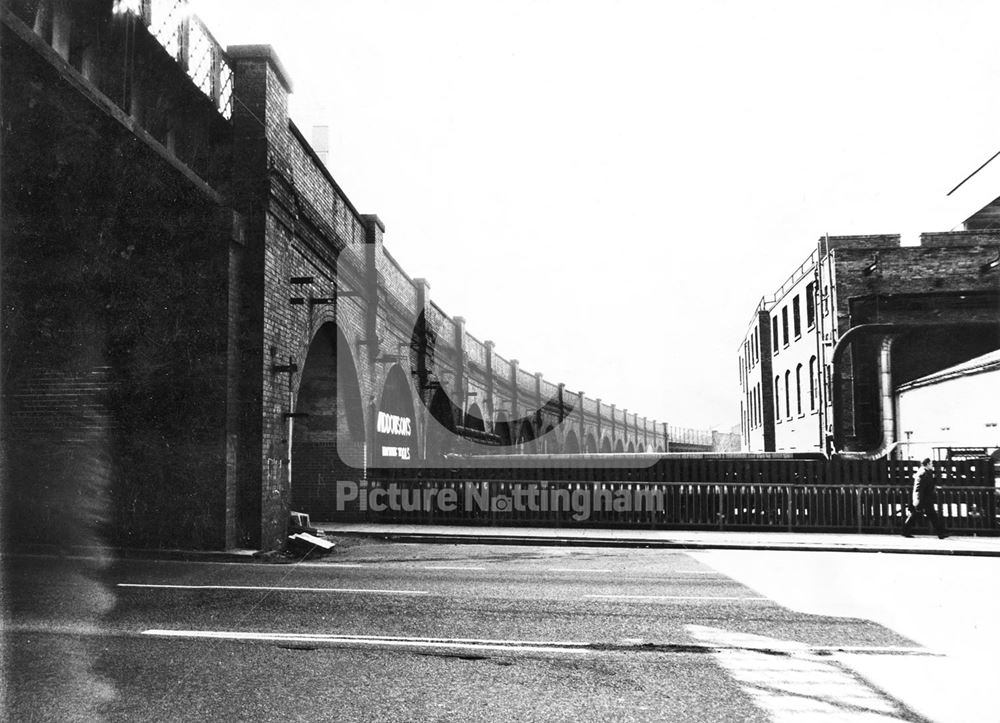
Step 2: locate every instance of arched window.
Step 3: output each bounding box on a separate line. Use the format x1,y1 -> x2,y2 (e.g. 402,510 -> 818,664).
784,370 -> 791,419
796,363 -> 803,416
774,376 -> 781,420
809,356 -> 817,411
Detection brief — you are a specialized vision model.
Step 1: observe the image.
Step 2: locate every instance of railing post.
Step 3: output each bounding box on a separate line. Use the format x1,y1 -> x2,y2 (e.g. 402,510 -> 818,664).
786,485 -> 793,531
857,488 -> 863,534
717,486 -> 724,530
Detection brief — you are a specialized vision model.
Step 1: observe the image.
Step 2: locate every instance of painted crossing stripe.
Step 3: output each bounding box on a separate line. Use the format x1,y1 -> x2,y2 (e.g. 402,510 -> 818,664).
141,630 -> 590,654
117,584 -> 427,595
687,625 -> 911,721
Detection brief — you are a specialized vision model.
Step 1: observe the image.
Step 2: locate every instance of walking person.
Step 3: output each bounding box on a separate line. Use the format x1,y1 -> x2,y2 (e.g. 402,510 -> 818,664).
902,458 -> 947,539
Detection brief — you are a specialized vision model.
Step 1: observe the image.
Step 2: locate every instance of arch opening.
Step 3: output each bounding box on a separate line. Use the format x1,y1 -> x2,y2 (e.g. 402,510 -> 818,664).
291,323 -> 364,518
425,386 -> 459,460
464,403 -> 486,432
516,420 -> 536,453
494,411 -> 512,449
375,364 -> 417,467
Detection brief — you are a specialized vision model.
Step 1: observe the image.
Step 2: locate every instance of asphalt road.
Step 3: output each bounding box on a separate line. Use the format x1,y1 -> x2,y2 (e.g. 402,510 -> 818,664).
3,541 -> 979,722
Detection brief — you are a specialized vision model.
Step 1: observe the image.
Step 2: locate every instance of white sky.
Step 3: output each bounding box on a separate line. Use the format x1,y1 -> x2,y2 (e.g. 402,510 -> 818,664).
193,0 -> 1000,430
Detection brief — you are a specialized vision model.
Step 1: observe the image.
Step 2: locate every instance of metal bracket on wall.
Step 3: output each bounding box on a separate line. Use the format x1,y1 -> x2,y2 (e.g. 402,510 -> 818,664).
272,357 -> 298,374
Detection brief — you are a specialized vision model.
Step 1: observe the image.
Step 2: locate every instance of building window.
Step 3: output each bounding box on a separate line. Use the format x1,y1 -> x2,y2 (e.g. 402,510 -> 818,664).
753,328 -> 759,363
784,370 -> 791,419
772,317 -> 779,352
757,384 -> 762,427
774,376 -> 781,420
795,363 -> 803,415
809,356 -> 817,410
757,386 -> 763,428
824,364 -> 832,402
806,282 -> 815,328
792,296 -> 801,338
781,307 -> 789,346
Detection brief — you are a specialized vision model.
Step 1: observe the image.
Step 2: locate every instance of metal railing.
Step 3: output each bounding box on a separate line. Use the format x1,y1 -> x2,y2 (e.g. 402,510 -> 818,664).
142,0 -> 233,119
667,425 -> 714,447
336,479 -> 998,534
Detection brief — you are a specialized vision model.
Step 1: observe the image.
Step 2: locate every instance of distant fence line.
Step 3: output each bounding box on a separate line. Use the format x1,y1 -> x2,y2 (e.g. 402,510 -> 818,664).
320,457 -> 998,533
334,480 -> 997,534
392,456 -> 994,487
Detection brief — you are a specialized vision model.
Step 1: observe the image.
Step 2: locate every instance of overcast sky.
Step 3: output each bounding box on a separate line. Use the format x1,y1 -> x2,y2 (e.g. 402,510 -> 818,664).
193,0 -> 1000,430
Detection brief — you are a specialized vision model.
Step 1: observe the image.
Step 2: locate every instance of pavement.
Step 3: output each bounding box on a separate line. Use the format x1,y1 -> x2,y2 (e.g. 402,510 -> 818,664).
312,522 -> 1000,557
10,524 -> 1000,562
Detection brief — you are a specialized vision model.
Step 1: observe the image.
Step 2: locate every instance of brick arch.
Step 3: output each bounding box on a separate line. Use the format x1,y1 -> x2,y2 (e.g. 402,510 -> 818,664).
627,441 -> 635,453
585,433 -> 598,453
426,387 -> 459,459
465,402 -> 486,432
563,429 -> 581,454
638,443 -> 646,453
534,424 -> 552,453
375,363 -> 418,467
494,410 -> 513,447
614,439 -> 625,453
600,436 -> 612,453
515,419 -> 536,452
290,322 -> 365,518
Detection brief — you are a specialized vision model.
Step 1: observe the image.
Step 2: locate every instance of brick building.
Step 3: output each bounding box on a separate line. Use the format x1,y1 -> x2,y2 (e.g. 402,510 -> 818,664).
739,232 -> 1000,454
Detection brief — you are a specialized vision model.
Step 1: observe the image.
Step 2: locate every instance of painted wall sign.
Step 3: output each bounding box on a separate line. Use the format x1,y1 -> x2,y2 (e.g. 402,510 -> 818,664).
377,366 -> 416,464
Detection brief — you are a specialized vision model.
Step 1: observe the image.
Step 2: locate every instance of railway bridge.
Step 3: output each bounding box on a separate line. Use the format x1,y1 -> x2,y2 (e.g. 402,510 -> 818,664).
1,0 -> 722,550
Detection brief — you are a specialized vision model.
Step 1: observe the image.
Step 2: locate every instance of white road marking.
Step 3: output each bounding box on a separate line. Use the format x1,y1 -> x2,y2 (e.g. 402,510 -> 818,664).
586,594 -> 768,601
141,630 -> 590,654
547,568 -> 614,573
687,625 -> 909,722
422,566 -> 487,571
117,584 -> 427,595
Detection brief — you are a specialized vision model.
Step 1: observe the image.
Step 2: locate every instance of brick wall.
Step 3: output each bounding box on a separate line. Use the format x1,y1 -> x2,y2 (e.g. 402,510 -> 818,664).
2,21 -> 234,549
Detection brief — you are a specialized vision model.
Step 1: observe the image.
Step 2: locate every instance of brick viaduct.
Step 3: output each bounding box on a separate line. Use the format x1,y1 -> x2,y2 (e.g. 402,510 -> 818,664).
1,0 -> 719,551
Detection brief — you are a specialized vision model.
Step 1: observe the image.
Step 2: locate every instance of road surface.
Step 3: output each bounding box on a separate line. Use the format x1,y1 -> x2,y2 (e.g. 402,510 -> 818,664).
4,541 -> 996,721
